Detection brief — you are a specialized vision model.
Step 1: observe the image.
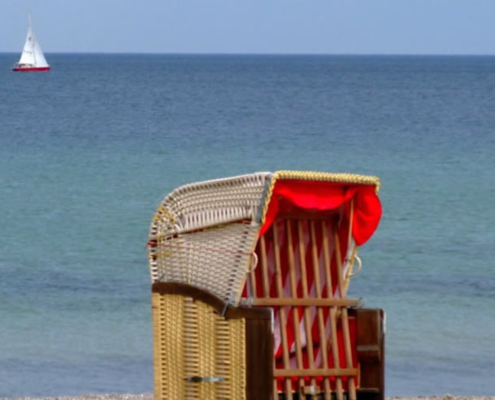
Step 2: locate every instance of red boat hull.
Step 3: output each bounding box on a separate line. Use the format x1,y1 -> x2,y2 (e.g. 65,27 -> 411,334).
12,66 -> 51,72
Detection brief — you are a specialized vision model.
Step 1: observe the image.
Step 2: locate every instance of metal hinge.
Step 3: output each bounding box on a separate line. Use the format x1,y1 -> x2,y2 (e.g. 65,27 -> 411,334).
186,376 -> 224,383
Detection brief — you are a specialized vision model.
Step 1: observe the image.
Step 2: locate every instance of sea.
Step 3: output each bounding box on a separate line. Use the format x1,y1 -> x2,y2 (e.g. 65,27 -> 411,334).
0,54 -> 494,397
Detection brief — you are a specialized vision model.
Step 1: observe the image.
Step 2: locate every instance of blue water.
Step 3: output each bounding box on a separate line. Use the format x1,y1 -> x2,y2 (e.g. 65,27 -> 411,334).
0,54 -> 494,397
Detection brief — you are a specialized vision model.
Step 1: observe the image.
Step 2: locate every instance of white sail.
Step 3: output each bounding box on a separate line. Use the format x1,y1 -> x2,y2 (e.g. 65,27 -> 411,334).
18,25 -> 36,65
16,16 -> 49,68
32,31 -> 49,67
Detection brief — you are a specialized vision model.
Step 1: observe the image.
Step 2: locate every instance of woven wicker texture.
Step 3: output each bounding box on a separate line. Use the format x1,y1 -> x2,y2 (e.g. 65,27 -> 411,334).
150,221 -> 260,304
150,172 -> 270,238
152,293 -> 185,399
152,292 -> 246,400
148,173 -> 270,304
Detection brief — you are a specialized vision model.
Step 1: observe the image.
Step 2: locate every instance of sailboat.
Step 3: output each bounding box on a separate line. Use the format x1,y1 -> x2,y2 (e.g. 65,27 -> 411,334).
12,16 -> 50,72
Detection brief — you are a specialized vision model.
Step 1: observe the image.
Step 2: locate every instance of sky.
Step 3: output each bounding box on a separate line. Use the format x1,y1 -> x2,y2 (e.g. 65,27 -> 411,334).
1,0 -> 495,55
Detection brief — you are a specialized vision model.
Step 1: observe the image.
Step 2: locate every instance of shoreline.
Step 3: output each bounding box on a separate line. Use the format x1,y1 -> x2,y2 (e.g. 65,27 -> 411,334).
2,395 -> 495,400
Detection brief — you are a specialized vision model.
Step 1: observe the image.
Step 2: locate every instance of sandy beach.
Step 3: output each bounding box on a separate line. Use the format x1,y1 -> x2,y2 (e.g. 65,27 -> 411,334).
2,395 -> 495,400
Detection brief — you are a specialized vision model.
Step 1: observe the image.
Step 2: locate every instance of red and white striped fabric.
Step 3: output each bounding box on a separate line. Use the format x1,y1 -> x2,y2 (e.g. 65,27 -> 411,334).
245,216 -> 358,390
242,176 -> 382,392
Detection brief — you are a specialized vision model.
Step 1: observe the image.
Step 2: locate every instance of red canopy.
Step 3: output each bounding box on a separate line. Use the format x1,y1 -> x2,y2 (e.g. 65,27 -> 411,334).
260,179 -> 382,246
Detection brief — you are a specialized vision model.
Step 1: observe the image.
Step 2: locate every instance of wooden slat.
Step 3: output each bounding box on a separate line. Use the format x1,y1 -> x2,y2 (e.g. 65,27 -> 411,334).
249,257 -> 257,298
333,227 -> 357,400
255,215 -> 364,399
344,245 -> 359,295
259,233 -> 279,400
260,236 -> 277,400
286,221 -> 305,392
297,220 -> 317,398
273,223 -> 293,400
344,198 -> 358,295
274,368 -> 359,378
259,236 -> 271,298
252,298 -> 359,307
309,221 -> 332,400
347,198 -> 354,252
321,220 -> 343,400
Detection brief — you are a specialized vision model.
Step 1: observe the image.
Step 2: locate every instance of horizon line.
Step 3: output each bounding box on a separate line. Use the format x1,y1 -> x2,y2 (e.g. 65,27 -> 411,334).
2,51 -> 495,57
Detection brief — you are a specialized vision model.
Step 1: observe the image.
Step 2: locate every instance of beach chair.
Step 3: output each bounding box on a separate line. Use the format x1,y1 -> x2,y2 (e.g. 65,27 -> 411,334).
148,171 -> 385,400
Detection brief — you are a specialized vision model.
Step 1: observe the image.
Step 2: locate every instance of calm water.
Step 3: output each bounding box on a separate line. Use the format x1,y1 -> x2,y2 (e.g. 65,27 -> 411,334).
0,54 -> 494,397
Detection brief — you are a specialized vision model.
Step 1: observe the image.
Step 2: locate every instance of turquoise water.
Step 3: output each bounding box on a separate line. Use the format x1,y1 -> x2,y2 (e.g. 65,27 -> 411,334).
0,54 -> 494,397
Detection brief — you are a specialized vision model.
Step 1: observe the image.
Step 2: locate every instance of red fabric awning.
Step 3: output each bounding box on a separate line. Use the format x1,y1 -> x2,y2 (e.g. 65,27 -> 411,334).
260,179 -> 382,246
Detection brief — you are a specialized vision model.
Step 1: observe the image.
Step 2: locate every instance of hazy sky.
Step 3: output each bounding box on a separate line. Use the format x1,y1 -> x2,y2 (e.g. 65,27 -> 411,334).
1,0 -> 495,55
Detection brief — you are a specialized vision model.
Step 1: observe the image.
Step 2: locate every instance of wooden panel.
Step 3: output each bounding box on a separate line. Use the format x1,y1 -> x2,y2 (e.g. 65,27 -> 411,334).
352,308 -> 385,400
356,389 -> 382,400
246,317 -> 274,400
